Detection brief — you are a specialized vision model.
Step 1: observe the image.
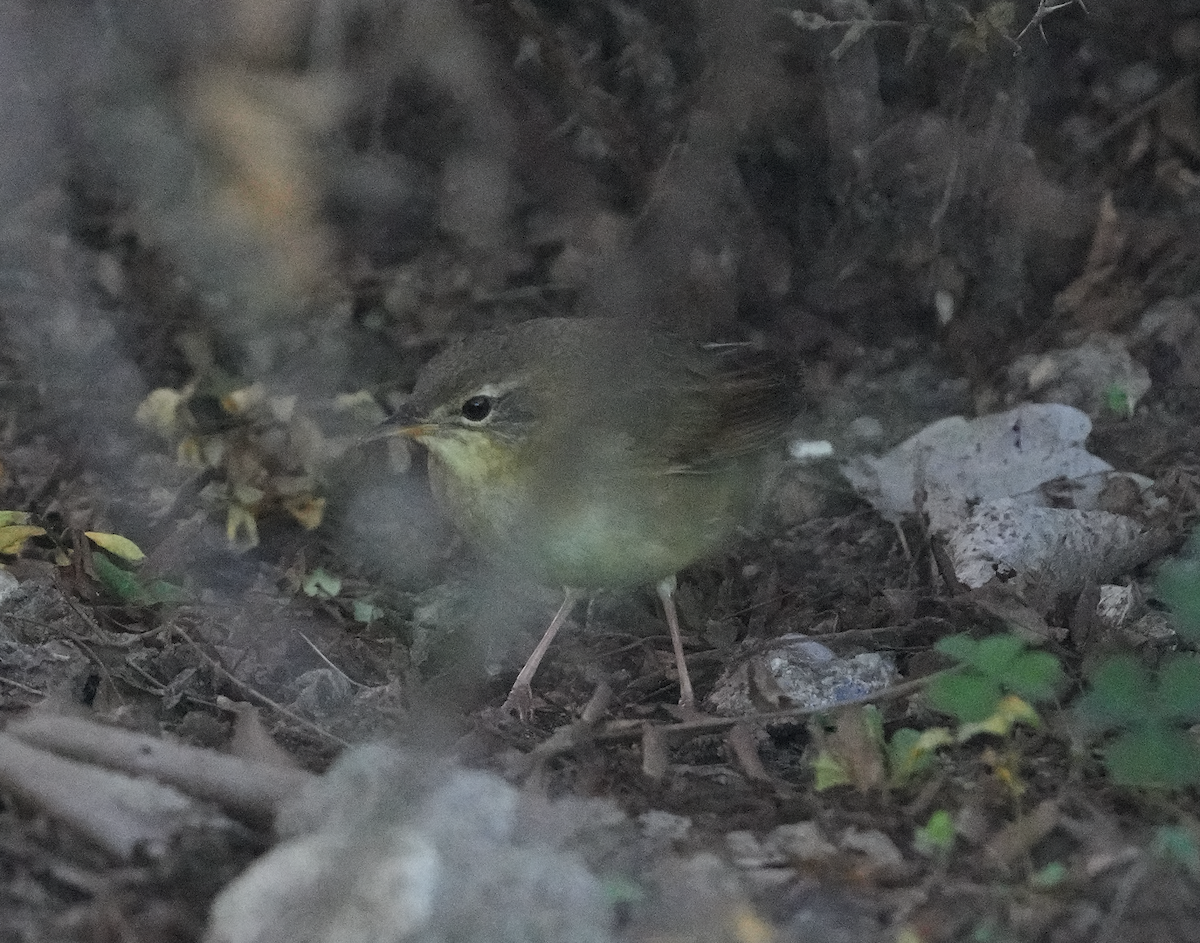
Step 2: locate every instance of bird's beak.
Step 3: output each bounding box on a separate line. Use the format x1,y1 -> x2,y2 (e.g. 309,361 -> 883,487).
360,404 -> 436,444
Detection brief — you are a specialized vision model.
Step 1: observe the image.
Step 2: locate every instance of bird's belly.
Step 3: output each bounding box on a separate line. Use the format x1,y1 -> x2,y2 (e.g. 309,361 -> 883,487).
430,456 -> 757,589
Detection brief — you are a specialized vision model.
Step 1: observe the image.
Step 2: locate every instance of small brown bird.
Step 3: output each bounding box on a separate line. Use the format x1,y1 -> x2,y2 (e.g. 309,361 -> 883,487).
371,317 -> 794,716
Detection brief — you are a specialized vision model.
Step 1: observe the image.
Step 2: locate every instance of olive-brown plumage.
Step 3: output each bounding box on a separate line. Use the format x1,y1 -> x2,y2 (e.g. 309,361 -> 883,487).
375,317 -> 794,715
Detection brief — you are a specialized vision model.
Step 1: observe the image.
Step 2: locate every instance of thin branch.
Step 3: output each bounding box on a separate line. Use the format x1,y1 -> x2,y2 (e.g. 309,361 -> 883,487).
172,624 -> 348,749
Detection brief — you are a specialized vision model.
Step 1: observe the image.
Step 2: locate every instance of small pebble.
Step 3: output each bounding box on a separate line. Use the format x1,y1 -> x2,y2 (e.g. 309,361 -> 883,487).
1113,62 -> 1163,106
1173,21 -> 1200,63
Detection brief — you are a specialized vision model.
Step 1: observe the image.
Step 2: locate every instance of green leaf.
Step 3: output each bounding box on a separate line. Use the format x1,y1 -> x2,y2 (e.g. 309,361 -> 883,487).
139,578 -> 188,605
935,633 -> 979,664
927,672 -> 1003,723
1153,825 -> 1200,877
1155,655 -> 1200,723
303,568 -> 342,599
91,553 -> 185,605
85,531 -> 145,562
861,703 -> 885,745
1003,650 -> 1065,702
1076,655 -> 1154,729
1029,861 -> 1067,889
1158,540 -> 1200,642
812,750 -> 852,791
1105,384 -> 1133,418
352,600 -> 384,624
601,875 -> 645,905
0,524 -> 46,555
914,809 -> 955,856
969,917 -> 1004,943
887,726 -> 950,787
972,633 -> 1028,676
934,633 -> 1060,698
1103,724 -> 1200,788
91,552 -> 145,602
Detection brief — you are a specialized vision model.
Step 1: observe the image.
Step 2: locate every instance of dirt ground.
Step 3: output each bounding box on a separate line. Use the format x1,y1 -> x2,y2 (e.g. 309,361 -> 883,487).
3,0 -> 1200,941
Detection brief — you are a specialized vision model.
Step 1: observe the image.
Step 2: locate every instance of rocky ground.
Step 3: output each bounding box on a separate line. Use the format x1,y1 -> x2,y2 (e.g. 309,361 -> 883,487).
3,1 -> 1200,941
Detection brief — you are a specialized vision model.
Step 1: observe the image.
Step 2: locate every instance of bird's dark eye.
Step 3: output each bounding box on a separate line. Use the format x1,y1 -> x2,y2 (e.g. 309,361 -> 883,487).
460,395 -> 492,422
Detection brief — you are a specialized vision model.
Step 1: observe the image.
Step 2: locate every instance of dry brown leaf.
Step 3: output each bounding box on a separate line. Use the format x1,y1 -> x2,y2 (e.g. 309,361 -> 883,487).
222,697 -> 304,771
1053,192 -> 1147,329
1159,78 -> 1200,162
984,798 -> 1060,866
824,705 -> 887,792
642,725 -> 669,780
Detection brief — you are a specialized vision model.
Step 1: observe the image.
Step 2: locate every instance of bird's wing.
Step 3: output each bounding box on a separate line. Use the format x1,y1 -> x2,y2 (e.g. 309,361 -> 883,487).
647,339 -> 798,474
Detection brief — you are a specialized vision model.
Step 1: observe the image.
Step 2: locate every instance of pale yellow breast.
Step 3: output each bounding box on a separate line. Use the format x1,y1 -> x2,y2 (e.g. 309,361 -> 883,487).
427,431 -> 763,589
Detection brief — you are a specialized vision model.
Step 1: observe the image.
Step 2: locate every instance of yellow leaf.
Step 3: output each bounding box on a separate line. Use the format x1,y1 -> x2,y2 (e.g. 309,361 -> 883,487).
0,525 -> 46,554
226,504 -> 259,549
982,746 -> 1026,798
812,750 -> 853,791
335,390 -> 388,425
274,475 -> 314,496
199,437 -> 228,469
177,436 -> 205,467
230,483 -> 265,506
284,495 -> 326,530
268,394 -> 297,423
221,383 -> 266,415
957,694 -> 1041,742
894,727 -> 953,768
914,727 -> 954,752
136,387 -> 185,440
887,727 -> 952,787
0,510 -> 31,527
85,531 -> 146,562
730,906 -> 776,943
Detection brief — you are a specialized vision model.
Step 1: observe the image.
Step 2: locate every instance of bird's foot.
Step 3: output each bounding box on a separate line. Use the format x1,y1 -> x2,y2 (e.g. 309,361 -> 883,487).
672,693 -> 703,721
500,681 -> 535,721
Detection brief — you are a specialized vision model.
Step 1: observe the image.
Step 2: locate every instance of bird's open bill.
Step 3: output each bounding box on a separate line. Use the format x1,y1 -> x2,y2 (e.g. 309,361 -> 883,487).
361,409 -> 436,442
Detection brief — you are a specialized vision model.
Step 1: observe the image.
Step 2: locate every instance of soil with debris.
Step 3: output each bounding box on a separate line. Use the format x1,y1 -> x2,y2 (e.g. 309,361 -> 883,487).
3,1 -> 1200,941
